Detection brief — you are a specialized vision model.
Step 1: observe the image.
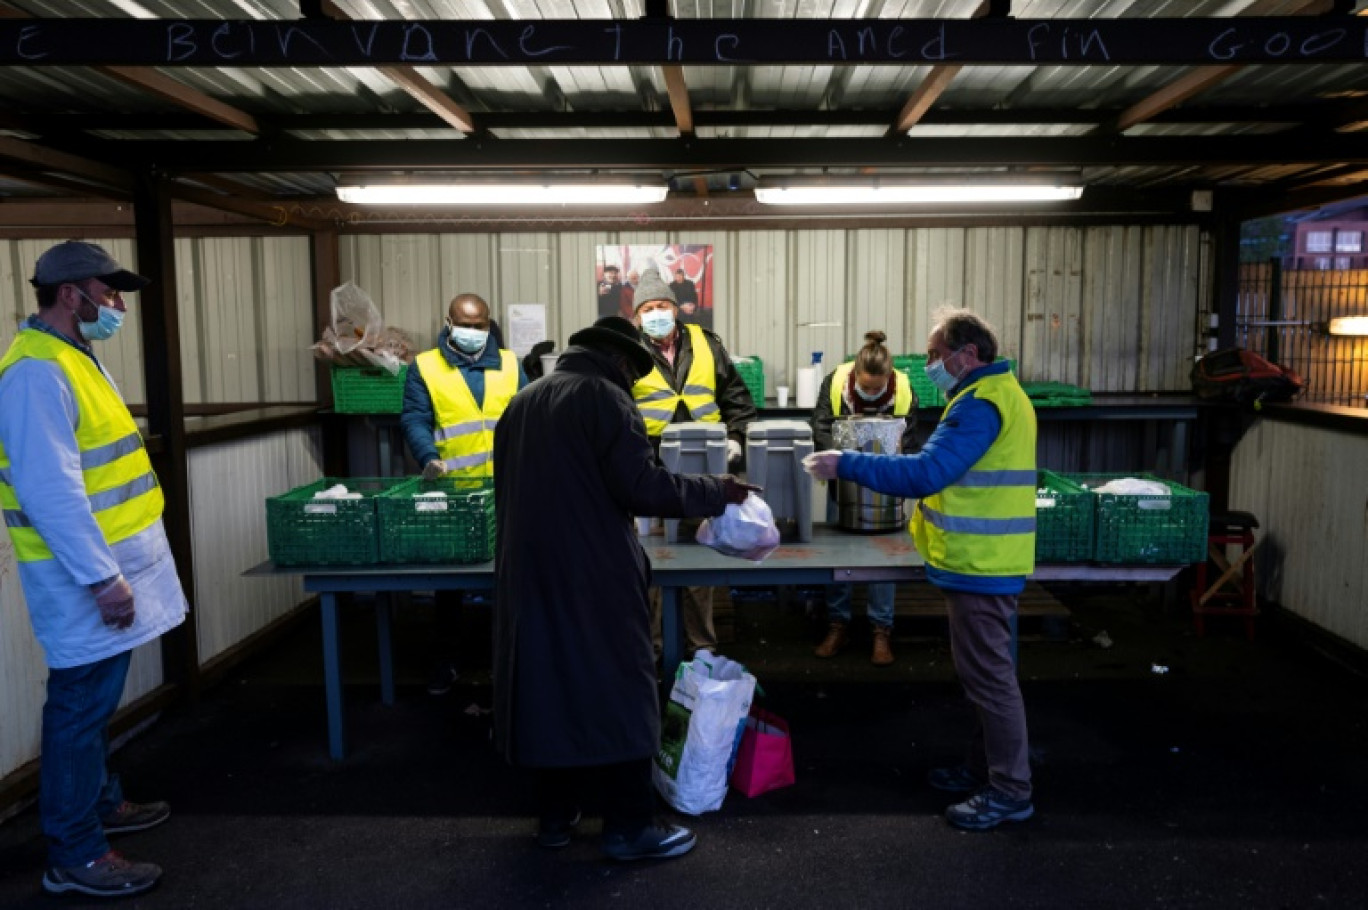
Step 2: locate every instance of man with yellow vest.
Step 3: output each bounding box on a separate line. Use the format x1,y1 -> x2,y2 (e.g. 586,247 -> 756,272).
401,292 -> 527,694
809,330 -> 918,666
804,308 -> 1036,832
0,241 -> 188,898
631,268 -> 756,656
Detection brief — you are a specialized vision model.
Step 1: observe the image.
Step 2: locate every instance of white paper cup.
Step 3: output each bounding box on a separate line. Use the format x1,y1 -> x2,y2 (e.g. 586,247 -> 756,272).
636,516 -> 652,536
776,385 -> 790,407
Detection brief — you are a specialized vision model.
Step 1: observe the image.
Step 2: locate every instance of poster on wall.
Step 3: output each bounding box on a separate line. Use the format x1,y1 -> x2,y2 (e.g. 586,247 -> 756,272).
596,244 -> 714,330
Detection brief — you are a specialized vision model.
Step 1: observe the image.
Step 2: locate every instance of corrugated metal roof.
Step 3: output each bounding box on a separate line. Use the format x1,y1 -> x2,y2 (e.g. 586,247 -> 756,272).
0,0 -> 1363,222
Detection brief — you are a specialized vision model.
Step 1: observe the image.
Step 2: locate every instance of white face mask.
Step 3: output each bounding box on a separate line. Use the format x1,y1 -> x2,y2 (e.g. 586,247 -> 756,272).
448,326 -> 489,355
925,348 -> 964,393
640,310 -> 675,339
854,382 -> 887,402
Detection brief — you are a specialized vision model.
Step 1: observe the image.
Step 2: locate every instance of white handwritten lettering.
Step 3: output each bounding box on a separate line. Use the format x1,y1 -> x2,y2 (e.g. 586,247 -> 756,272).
211,23 -> 245,60
922,24 -> 949,61
1026,22 -> 1048,61
715,34 -> 739,62
828,31 -> 848,61
667,26 -> 683,61
275,25 -> 327,60
167,23 -> 196,63
465,28 -> 510,61
888,26 -> 906,59
16,24 -> 47,61
350,23 -> 380,57
1300,28 -> 1346,56
519,24 -> 570,58
1079,28 -> 1109,61
605,23 -> 623,61
401,24 -> 437,62
856,27 -> 876,56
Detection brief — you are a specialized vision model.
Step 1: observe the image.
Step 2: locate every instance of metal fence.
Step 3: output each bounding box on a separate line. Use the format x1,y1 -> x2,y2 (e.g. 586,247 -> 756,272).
1236,262 -> 1368,408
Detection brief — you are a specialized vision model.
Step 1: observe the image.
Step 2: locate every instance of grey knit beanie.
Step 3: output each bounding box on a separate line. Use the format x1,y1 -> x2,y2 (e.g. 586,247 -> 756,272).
632,268 -> 676,310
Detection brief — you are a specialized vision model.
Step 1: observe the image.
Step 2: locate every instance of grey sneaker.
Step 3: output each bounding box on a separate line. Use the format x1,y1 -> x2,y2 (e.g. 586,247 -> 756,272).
536,808 -> 582,849
945,785 -> 1034,831
927,765 -> 986,794
601,820 -> 696,861
102,800 -> 171,835
42,850 -> 161,897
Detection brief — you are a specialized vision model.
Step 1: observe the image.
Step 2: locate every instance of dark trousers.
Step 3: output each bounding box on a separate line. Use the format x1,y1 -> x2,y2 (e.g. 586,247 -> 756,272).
537,757 -> 656,837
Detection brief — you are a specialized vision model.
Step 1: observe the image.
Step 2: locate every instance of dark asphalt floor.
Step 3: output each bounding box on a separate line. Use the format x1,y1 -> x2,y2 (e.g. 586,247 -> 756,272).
1,585 -> 1366,910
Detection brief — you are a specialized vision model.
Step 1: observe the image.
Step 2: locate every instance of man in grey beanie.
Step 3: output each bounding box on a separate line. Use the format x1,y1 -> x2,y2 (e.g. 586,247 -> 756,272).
629,268 -> 757,657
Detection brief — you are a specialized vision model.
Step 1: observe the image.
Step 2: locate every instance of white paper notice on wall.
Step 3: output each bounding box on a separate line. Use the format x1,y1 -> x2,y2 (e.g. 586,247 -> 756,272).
507,304 -> 548,358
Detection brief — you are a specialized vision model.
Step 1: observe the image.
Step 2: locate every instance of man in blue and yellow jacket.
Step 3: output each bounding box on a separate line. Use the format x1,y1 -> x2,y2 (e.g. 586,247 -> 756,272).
0,241 -> 188,898
804,308 -> 1037,832
401,292 -> 528,693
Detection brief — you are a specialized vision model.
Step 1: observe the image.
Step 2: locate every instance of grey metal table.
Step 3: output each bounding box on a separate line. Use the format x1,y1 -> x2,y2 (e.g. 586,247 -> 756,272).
250,525 -> 1185,759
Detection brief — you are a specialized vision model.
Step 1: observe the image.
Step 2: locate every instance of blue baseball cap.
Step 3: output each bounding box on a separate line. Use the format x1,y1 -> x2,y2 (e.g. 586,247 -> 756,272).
30,241 -> 150,291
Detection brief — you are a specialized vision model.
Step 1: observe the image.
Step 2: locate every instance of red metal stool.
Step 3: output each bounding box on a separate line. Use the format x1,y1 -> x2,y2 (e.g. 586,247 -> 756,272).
1191,510 -> 1260,640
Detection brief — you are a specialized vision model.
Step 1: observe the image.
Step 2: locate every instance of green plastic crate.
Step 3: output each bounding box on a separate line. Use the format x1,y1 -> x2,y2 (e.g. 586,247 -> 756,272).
378,477 -> 495,564
1022,381 -> 1092,408
1035,470 -> 1094,563
330,364 -> 408,414
266,477 -> 409,566
733,356 -> 765,408
1064,473 -> 1209,565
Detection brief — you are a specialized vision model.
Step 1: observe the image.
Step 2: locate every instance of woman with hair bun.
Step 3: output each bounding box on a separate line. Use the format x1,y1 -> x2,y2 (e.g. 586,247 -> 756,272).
808,330 -> 918,665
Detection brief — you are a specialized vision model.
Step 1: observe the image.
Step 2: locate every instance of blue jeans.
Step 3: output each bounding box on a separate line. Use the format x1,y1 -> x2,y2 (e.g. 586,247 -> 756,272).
825,582 -> 896,628
41,650 -> 131,867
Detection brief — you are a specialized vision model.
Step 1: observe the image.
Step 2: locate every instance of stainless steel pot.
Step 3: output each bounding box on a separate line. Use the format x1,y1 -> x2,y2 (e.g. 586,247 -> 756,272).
832,416 -> 906,532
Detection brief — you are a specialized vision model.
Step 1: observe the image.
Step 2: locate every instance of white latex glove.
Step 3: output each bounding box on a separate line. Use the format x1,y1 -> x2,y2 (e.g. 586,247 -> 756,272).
422,460 -> 446,481
92,575 -> 135,630
726,438 -> 744,467
802,450 -> 843,481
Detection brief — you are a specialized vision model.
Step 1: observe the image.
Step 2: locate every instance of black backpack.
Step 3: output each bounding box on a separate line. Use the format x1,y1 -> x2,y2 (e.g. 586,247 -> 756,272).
1191,348 -> 1305,405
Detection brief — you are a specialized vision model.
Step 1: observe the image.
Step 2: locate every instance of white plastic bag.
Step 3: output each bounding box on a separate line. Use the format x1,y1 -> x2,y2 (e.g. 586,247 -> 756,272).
696,493 -> 781,562
653,650 -> 757,815
329,281 -> 384,356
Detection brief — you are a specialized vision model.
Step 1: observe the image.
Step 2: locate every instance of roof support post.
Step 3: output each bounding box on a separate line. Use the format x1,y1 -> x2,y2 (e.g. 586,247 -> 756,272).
133,165 -> 201,701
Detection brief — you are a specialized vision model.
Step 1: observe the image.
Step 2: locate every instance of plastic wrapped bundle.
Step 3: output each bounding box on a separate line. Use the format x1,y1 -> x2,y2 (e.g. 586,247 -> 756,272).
832,416 -> 906,455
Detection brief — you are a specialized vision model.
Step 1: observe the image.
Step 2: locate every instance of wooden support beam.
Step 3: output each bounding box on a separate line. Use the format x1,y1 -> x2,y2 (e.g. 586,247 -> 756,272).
98,66 -> 260,134
171,183 -> 333,232
0,135 -> 132,192
315,0 -> 475,133
893,0 -> 993,134
663,65 -> 693,135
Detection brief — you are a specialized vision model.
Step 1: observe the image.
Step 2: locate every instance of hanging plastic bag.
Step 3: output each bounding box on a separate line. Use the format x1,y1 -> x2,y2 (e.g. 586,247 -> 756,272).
329,281 -> 384,356
653,650 -> 757,815
696,493 -> 781,562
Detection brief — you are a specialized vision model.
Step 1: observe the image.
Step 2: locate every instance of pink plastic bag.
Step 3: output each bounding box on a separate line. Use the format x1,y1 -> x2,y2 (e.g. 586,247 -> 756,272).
730,707 -> 796,798
696,493 -> 781,562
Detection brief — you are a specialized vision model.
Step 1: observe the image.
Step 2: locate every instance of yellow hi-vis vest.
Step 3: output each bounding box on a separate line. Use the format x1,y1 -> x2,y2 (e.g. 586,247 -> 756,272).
415,347 -> 519,479
632,323 -> 719,437
911,369 -> 1036,577
0,329 -> 163,562
829,362 -> 915,417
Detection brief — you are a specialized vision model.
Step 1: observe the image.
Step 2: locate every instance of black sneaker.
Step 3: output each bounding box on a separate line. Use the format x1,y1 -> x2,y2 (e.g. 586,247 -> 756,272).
601,821 -> 696,861
42,850 -> 161,897
536,808 -> 582,849
426,661 -> 459,696
102,800 -> 171,835
945,785 -> 1034,831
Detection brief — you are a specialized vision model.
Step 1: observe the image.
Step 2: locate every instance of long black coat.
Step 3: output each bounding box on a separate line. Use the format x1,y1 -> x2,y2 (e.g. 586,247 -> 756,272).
492,346 -> 729,768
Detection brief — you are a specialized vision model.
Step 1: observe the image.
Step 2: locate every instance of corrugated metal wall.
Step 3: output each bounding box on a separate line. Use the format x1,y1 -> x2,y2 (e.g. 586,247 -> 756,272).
340,224 -> 1208,400
1,236 -> 316,406
1230,419 -> 1368,651
188,427 -> 322,664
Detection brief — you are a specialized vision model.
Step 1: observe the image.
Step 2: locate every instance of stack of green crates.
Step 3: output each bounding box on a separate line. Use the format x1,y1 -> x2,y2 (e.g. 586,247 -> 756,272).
266,477 -> 409,566
733,356 -> 765,408
1034,470 -> 1094,563
378,477 -> 495,564
330,364 -> 409,414
1064,473 -> 1209,565
1021,381 -> 1092,408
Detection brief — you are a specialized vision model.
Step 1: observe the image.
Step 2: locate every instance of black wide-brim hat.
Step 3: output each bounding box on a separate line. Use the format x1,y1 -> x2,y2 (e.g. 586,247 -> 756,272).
568,315 -> 654,376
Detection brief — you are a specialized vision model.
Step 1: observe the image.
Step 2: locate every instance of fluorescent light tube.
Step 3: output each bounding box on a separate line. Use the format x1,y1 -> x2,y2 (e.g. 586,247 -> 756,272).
1328,316 -> 1368,336
755,184 -> 1084,205
336,183 -> 668,205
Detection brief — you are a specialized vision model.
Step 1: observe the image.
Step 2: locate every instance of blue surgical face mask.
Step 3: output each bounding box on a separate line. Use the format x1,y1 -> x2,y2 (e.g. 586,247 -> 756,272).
448,326 -> 489,355
855,382 -> 887,402
925,348 -> 963,394
640,310 -> 675,340
75,291 -> 125,342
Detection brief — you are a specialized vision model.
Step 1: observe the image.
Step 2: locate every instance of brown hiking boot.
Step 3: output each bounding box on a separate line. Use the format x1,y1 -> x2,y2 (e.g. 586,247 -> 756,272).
871,625 -> 895,666
814,622 -> 848,658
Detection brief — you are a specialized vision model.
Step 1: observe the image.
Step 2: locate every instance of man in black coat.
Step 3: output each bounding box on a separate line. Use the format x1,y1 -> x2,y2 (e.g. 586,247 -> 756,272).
492,315 -> 753,862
